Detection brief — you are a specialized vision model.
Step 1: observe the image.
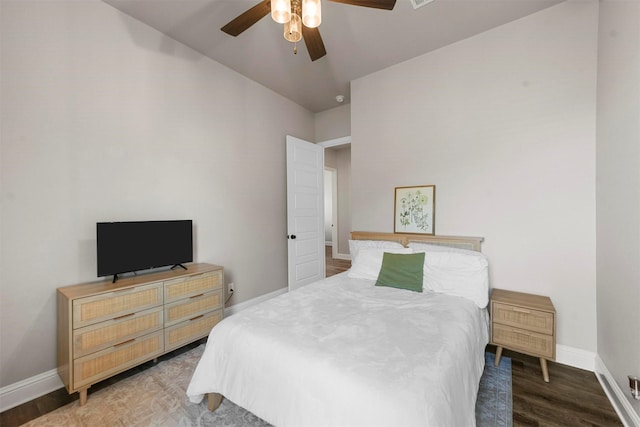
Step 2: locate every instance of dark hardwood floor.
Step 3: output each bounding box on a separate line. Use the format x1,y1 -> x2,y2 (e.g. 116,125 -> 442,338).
0,249 -> 622,426
489,346 -> 622,427
325,245 -> 352,277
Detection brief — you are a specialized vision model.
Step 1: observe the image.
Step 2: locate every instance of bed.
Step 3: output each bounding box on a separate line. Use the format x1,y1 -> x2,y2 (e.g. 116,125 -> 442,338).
187,232 -> 490,426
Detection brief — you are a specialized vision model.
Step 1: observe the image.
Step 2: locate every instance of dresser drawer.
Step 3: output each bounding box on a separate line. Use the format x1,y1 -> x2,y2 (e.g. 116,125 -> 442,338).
492,302 -> 554,335
73,330 -> 164,389
164,309 -> 223,352
73,307 -> 163,358
73,282 -> 163,329
164,290 -> 223,327
164,271 -> 223,303
492,323 -> 554,359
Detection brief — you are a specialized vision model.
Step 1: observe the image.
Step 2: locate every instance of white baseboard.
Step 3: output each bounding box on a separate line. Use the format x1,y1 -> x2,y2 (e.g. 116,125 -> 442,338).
0,368 -> 64,413
333,252 -> 351,261
595,356 -> 640,427
555,344 -> 596,371
224,287 -> 288,317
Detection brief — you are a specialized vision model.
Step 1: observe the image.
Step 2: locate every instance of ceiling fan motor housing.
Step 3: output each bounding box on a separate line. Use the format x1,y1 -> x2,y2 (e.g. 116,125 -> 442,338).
221,0 -> 397,61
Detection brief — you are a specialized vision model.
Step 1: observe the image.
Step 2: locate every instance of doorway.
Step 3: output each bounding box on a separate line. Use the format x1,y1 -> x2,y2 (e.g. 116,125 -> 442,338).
324,167 -> 338,255
318,137 -> 351,277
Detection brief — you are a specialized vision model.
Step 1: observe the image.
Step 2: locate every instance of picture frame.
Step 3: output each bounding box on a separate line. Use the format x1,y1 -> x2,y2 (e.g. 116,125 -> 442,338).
394,185 -> 436,235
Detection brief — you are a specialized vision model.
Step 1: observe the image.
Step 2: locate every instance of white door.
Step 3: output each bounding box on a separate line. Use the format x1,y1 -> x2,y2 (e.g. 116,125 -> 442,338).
286,135 -> 325,291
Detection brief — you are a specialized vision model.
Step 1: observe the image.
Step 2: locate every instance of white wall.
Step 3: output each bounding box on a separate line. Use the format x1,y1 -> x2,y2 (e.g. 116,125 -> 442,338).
315,103 -> 351,142
0,0 -> 314,388
596,0 -> 640,416
351,1 -> 599,352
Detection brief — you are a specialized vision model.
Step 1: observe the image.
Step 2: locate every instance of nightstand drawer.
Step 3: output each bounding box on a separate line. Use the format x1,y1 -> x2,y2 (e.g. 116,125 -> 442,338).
493,323 -> 554,359
492,302 -> 554,335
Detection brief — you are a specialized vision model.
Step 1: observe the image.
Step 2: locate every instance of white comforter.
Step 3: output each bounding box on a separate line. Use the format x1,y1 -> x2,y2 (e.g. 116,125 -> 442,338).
187,272 -> 490,427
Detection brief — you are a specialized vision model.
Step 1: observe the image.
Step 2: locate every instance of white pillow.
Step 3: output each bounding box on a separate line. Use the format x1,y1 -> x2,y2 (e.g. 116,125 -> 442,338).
348,247 -> 413,280
408,242 -> 478,255
411,246 -> 489,308
348,239 -> 404,260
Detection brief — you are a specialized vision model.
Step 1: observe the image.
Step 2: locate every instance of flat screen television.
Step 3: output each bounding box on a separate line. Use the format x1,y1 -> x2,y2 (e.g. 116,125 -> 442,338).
97,220 -> 193,282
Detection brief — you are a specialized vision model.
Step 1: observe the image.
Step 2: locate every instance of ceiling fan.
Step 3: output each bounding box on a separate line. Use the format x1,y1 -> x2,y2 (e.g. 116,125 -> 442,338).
221,0 -> 397,61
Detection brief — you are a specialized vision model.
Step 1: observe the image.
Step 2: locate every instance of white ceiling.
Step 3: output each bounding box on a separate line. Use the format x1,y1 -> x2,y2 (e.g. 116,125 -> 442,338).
103,0 -> 564,112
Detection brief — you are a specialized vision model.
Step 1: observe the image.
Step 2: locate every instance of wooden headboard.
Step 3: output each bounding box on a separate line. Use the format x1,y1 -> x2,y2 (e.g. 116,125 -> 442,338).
350,231 -> 484,252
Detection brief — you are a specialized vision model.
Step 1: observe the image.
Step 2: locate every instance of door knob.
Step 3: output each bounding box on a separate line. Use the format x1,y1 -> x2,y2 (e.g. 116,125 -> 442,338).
287,234 -> 297,239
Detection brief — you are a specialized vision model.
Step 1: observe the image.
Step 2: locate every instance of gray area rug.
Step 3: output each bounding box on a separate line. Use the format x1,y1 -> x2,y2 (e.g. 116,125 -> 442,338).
26,345 -> 512,426
477,352 -> 513,427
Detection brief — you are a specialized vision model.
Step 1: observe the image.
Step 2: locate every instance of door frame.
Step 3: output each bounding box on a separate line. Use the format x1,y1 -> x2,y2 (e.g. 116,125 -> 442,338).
317,136 -> 351,149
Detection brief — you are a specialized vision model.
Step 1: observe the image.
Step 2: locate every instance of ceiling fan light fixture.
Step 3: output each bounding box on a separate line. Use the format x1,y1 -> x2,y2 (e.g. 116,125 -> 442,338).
302,0 -> 321,28
271,0 -> 291,24
284,13 -> 302,42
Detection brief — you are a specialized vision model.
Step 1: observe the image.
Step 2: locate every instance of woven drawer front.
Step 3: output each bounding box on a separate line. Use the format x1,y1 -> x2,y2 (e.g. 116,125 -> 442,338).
492,302 -> 553,334
73,283 -> 163,329
73,307 -> 163,358
492,323 -> 554,358
73,331 -> 163,389
164,290 -> 223,327
164,271 -> 222,303
164,309 -> 223,352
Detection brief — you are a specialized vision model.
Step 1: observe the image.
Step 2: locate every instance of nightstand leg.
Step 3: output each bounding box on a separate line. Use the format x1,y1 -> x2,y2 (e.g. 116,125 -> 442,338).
540,358 -> 550,382
494,346 -> 503,367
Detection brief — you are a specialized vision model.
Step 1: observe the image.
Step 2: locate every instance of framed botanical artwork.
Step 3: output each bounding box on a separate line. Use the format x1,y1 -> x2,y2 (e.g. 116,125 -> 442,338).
394,185 -> 436,235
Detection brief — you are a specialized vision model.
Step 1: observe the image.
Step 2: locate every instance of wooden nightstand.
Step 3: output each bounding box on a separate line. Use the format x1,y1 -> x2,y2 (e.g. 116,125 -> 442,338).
490,288 -> 556,382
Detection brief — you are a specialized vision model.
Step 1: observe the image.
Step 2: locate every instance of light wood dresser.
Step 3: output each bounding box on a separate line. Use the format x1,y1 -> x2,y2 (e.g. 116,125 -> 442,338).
490,288 -> 556,382
57,263 -> 223,405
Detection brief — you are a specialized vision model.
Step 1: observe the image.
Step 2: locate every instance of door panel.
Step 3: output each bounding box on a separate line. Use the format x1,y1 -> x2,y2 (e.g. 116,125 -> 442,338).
286,136 -> 325,291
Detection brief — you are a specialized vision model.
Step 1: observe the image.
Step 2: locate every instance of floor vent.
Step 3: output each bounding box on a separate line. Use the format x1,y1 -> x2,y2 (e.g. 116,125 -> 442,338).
409,0 -> 435,10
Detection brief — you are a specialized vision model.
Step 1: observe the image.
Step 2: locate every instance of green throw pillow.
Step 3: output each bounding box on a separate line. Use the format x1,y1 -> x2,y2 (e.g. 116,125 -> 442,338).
375,252 -> 425,292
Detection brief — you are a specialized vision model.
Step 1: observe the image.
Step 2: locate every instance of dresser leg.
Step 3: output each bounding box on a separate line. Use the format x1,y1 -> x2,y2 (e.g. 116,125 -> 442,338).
79,388 -> 88,406
540,358 -> 550,382
207,393 -> 222,411
494,346 -> 503,367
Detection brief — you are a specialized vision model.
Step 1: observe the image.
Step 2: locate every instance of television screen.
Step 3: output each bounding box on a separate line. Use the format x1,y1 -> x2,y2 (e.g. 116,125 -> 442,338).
97,220 -> 193,279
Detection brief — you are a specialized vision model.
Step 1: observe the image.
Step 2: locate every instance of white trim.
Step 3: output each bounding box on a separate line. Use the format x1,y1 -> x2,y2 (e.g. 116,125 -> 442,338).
0,368 -> 64,413
224,287 -> 288,317
333,252 -> 351,261
317,136 -> 351,148
555,344 -> 596,371
595,356 -> 640,427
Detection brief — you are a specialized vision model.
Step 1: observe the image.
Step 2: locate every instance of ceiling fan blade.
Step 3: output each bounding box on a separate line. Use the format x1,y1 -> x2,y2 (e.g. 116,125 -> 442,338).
221,0 -> 271,37
328,0 -> 396,10
302,26 -> 327,61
